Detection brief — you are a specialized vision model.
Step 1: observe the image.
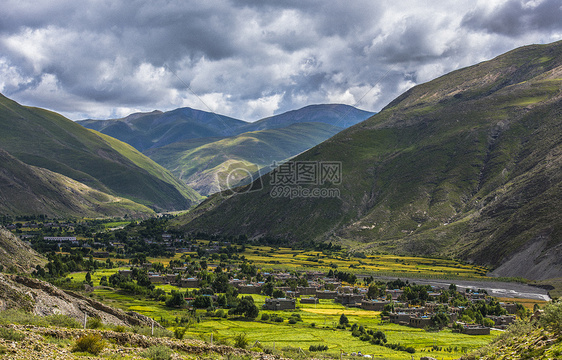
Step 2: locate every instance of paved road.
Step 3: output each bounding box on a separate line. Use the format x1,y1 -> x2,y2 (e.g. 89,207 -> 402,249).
362,276 -> 550,301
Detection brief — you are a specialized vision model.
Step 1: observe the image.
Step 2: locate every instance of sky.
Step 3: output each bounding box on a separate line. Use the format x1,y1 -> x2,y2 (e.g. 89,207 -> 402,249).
1,0 -> 561,121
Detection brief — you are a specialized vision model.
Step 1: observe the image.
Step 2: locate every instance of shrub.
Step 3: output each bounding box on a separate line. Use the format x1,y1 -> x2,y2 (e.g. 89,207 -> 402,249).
539,300 -> 562,334
288,318 -> 297,324
309,344 -> 328,352
260,313 -> 270,321
0,328 -> 25,341
174,327 -> 187,340
113,325 -> 127,333
289,313 -> 302,321
141,345 -> 173,360
0,309 -> 44,326
359,334 -> 371,342
234,333 -> 249,349
213,335 -> 231,346
72,334 -> 106,355
86,316 -> 103,329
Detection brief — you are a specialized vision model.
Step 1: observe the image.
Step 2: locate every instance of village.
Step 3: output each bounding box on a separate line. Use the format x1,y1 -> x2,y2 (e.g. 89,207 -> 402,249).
8,219 -> 530,340
117,264 -> 522,336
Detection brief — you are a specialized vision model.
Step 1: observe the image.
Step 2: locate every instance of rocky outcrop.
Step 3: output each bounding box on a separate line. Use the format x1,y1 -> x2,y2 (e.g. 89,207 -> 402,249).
0,226 -> 46,273
0,274 -> 156,327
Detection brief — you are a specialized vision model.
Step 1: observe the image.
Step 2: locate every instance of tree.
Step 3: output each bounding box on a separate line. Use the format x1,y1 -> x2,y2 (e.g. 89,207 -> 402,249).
431,312 -> 450,329
229,296 -> 259,319
272,288 -> 285,298
85,272 -> 92,285
339,314 -> 349,326
482,317 -> 495,328
539,300 -> 562,335
166,290 -> 186,308
212,273 -> 229,293
192,295 -> 213,309
367,284 -> 382,299
261,282 -> 274,296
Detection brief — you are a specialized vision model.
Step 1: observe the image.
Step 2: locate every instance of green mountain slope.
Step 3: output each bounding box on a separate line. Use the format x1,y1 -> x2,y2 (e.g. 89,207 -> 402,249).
145,122 -> 342,195
0,149 -> 155,218
178,40 -> 562,280
0,94 -> 201,211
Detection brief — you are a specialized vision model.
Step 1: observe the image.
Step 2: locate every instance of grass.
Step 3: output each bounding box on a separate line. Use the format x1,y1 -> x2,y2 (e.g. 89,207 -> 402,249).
102,221 -> 132,229
184,304 -> 495,360
0,93 -> 199,214
496,297 -> 548,311
86,244 -> 489,284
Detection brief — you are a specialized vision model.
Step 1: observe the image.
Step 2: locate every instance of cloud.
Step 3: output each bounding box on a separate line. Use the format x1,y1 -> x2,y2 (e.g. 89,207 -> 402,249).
462,0 -> 562,37
0,0 -> 561,121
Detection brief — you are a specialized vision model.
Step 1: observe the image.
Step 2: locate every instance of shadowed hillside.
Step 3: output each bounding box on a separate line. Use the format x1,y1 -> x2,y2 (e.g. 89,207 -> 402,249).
177,40 -> 562,280
0,94 -> 201,212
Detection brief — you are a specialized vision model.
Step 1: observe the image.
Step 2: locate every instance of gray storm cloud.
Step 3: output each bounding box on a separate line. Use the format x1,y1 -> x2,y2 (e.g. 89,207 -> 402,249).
1,0 -> 561,121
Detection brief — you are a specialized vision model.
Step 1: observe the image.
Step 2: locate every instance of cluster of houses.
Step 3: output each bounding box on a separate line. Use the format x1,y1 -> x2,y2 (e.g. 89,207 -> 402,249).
119,266 -> 519,335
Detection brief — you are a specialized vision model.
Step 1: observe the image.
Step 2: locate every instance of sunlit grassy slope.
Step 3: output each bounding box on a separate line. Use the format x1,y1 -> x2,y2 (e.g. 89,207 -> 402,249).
146,122 -> 343,195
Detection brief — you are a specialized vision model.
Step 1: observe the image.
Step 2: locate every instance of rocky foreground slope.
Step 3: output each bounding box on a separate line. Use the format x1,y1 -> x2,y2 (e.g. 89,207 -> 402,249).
0,325 -> 285,360
0,227 -> 46,273
0,274 -> 154,328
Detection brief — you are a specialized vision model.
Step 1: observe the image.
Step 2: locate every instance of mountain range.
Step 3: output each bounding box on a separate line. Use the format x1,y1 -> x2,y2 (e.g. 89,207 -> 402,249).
176,40 -> 562,280
80,104 -> 374,196
77,104 -> 374,151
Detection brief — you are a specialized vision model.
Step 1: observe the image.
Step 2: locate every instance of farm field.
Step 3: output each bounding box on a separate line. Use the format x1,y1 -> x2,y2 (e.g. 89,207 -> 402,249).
242,245 -> 489,279
89,244 -> 491,280
83,285 -> 497,360
69,245 -> 505,360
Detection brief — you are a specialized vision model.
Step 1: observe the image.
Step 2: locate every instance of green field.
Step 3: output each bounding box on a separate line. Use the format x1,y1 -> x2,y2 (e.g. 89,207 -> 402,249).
89,243 -> 490,280
242,245 -> 489,279
82,283 -> 496,360
72,248 -> 500,360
